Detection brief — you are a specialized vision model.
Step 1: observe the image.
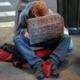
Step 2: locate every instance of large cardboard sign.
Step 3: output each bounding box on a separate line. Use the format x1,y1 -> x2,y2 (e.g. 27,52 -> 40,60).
27,13 -> 64,44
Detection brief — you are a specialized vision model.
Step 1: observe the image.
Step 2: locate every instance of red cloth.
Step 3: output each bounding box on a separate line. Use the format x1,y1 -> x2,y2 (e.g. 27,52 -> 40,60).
0,48 -> 53,61
35,49 -> 53,59
0,49 -> 53,67
0,49 -> 53,61
13,61 -> 22,67
0,49 -> 12,61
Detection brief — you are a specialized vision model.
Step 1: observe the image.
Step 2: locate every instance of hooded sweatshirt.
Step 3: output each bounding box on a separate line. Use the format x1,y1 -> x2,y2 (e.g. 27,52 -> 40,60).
15,1 -> 53,35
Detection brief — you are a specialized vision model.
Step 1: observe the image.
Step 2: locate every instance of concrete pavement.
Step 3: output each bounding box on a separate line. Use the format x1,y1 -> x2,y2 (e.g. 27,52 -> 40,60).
0,0 -> 20,27
0,27 -> 80,80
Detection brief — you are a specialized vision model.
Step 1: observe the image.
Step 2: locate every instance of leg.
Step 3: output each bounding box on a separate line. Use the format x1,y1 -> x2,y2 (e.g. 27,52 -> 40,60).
13,34 -> 43,69
48,34 -> 71,65
40,34 -> 70,77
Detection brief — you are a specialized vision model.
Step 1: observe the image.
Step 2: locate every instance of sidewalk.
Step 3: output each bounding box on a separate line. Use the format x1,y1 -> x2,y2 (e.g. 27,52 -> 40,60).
0,27 -> 80,80
0,27 -> 14,45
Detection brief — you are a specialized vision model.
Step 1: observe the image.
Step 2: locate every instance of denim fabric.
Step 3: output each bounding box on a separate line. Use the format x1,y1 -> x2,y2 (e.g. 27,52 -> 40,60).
13,34 -> 44,69
13,34 -> 71,69
47,34 -> 71,65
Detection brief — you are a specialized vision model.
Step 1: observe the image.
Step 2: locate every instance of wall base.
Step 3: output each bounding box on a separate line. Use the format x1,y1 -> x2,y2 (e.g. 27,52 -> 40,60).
68,28 -> 80,35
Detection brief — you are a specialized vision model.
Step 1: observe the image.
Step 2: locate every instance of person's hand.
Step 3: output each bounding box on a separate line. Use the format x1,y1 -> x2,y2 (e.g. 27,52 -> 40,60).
24,32 -> 29,37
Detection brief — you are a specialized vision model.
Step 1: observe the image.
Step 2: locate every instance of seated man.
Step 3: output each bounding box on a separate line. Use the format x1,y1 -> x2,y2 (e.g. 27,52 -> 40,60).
13,1 -> 72,79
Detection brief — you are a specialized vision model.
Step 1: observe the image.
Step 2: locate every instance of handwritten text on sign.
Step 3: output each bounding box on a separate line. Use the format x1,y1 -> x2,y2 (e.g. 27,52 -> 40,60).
27,13 -> 64,44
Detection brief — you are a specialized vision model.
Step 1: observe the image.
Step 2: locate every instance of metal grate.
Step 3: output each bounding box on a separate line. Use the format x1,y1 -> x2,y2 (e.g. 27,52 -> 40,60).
57,0 -> 80,29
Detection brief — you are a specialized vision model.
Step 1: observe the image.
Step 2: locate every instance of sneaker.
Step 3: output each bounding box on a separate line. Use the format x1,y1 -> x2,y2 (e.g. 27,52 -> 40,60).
35,65 -> 44,80
51,65 -> 59,78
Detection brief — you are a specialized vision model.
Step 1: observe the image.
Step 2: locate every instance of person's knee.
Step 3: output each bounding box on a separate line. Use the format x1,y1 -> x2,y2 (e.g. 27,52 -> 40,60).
13,35 -> 24,43
63,35 -> 73,50
13,34 -> 30,45
63,34 -> 71,42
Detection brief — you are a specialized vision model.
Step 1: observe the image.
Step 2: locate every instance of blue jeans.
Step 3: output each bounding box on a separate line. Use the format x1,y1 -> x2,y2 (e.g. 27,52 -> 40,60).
13,34 -> 71,69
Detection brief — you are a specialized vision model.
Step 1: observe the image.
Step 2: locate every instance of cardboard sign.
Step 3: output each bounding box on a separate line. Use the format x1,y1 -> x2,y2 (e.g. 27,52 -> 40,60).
27,13 -> 64,44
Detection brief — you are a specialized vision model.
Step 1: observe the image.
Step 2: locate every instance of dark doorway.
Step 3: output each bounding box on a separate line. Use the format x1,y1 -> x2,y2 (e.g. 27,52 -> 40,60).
57,0 -> 80,35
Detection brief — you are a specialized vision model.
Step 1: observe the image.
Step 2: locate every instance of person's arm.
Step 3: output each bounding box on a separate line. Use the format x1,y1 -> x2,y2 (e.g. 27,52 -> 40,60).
15,1 -> 37,36
15,10 -> 28,36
